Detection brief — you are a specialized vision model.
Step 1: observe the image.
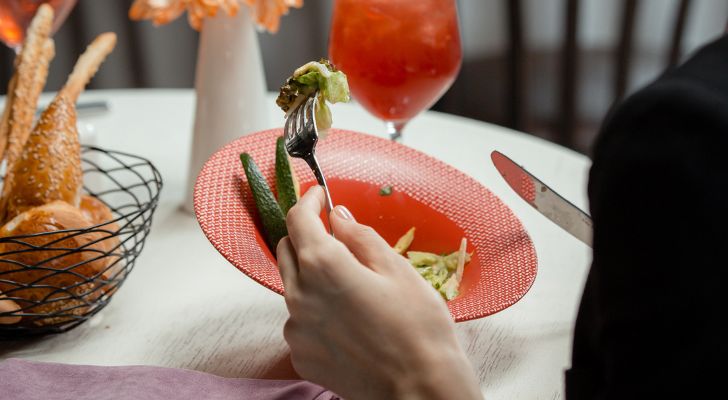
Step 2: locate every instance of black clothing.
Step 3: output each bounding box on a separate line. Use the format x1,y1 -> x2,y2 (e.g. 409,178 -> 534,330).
566,35 -> 728,399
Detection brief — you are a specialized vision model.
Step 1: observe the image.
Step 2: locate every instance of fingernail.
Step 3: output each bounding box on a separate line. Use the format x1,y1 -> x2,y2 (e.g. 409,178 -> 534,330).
334,205 -> 354,221
308,185 -> 323,196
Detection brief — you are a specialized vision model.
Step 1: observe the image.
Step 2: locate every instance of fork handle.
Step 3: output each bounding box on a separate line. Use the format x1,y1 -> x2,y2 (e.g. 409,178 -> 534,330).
304,154 -> 335,234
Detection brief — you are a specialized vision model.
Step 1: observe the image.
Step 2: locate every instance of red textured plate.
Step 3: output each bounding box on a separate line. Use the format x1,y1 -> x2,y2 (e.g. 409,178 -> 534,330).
194,129 -> 537,322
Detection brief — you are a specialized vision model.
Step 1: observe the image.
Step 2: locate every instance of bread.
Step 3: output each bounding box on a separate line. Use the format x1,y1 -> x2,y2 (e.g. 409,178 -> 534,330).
4,39 -> 56,169
0,25 -> 120,326
60,33 -> 117,103
0,95 -> 82,223
0,291 -> 22,325
0,4 -> 54,165
80,194 -> 123,282
80,195 -> 115,226
0,74 -> 18,161
0,32 -> 118,224
0,201 -> 113,326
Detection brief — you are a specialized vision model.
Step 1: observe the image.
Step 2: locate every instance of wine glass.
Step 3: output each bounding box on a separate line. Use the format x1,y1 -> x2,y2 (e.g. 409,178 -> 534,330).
0,0 -> 77,52
329,0 -> 462,141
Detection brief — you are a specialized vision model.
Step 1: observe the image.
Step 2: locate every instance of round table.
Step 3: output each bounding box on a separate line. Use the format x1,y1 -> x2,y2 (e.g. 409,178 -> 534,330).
0,89 -> 592,399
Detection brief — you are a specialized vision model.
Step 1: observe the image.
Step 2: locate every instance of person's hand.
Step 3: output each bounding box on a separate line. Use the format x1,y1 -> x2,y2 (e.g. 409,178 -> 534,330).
276,186 -> 482,400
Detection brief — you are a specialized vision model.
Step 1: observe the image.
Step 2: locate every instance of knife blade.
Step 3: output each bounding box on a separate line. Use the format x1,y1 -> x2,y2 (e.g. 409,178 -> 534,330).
36,101 -> 109,118
491,150 -> 593,247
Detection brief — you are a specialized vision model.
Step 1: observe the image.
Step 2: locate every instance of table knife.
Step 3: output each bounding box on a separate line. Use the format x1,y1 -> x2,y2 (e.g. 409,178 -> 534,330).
491,150 -> 593,247
36,100 -> 109,118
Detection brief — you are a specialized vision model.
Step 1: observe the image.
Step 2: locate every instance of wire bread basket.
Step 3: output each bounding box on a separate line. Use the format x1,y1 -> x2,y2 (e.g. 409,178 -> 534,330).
0,146 -> 162,338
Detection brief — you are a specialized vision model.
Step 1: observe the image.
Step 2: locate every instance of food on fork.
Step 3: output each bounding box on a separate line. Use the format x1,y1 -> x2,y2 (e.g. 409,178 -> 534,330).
0,4 -> 55,166
0,33 -> 117,224
276,59 -> 350,135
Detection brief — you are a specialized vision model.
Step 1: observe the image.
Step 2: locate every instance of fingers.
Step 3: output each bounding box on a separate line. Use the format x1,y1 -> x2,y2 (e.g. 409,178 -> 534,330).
330,205 -> 403,274
286,185 -> 328,251
276,237 -> 299,293
285,186 -> 374,289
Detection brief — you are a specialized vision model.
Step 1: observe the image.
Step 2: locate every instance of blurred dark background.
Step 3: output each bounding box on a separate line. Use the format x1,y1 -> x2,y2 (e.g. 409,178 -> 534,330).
1,0 -> 727,154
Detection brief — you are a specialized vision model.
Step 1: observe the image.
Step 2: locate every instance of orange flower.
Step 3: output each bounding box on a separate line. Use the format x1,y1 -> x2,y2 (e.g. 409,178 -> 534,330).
243,0 -> 303,33
129,0 -> 303,33
129,0 -> 187,26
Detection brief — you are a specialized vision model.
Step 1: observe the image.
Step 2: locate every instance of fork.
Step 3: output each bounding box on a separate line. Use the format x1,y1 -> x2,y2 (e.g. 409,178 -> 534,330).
284,94 -> 335,226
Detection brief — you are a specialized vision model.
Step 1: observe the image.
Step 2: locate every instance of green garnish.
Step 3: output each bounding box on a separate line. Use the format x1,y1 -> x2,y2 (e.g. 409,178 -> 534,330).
379,185 -> 393,196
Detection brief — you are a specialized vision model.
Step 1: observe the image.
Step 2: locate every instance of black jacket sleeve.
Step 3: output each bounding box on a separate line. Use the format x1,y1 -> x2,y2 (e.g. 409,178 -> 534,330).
566,35 -> 728,399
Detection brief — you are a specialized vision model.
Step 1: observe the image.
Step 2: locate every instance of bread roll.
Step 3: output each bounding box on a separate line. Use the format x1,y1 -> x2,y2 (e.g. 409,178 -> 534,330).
80,195 -> 114,226
80,194 -> 123,281
0,201 -> 112,325
0,291 -> 22,325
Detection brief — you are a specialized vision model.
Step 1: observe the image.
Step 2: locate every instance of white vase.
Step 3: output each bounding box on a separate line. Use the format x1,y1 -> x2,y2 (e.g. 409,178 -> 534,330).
183,7 -> 269,213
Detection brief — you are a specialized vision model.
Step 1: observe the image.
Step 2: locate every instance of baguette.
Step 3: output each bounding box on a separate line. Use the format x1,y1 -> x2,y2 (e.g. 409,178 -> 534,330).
1,5 -> 55,167
0,74 -> 18,161
0,95 -> 82,223
60,33 -> 117,102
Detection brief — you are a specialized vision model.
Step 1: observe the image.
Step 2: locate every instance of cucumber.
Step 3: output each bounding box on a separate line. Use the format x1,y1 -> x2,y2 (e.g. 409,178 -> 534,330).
275,136 -> 300,215
240,153 -> 287,251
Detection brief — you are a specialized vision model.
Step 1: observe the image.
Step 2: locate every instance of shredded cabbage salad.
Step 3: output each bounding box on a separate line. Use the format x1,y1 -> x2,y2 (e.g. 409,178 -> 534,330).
276,59 -> 350,135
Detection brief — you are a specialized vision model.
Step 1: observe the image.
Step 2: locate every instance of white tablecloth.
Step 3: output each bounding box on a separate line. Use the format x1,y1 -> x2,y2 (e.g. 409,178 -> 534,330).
1,89 -> 593,399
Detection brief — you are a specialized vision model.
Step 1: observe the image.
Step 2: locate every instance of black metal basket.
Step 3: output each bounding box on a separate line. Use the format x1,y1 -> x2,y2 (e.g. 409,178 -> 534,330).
0,146 -> 162,338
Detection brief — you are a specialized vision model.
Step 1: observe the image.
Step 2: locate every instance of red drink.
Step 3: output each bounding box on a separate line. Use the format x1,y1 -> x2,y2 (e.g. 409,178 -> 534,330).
0,0 -> 77,49
329,0 -> 461,124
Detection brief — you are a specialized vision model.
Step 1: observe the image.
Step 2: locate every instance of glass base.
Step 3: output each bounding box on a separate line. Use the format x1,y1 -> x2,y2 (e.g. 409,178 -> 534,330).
385,120 -> 408,142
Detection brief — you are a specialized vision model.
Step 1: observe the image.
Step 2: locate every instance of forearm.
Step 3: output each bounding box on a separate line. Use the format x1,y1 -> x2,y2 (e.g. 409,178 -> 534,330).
394,346 -> 483,400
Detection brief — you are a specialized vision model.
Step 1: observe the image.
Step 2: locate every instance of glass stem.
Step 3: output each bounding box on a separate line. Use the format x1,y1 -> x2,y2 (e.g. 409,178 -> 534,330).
385,120 -> 407,142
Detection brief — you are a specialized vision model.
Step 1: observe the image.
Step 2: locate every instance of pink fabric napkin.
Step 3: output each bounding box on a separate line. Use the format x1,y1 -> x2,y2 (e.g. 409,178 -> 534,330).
0,359 -> 339,400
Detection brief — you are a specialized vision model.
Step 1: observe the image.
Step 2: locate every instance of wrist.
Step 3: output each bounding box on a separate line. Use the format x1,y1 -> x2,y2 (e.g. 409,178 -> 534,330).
393,346 -> 482,400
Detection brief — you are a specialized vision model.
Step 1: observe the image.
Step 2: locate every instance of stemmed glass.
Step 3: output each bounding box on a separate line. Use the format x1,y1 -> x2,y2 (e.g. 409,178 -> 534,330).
0,0 -> 77,52
329,0 -> 462,141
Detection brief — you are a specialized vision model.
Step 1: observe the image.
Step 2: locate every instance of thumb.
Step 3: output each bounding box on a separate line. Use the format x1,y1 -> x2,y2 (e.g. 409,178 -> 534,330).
330,205 -> 401,274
